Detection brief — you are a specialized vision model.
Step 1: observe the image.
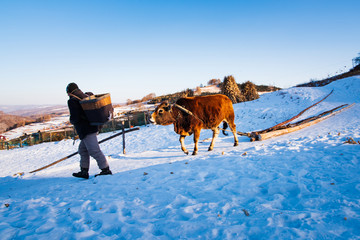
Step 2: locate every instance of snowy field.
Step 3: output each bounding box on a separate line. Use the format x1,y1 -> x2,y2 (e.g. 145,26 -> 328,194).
0,77 -> 359,239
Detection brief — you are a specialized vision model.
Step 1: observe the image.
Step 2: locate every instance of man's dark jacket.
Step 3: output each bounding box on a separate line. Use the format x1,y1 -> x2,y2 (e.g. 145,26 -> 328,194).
68,89 -> 98,140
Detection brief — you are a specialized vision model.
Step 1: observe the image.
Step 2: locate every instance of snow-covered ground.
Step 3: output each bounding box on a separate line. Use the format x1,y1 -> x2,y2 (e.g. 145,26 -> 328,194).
0,77 -> 359,239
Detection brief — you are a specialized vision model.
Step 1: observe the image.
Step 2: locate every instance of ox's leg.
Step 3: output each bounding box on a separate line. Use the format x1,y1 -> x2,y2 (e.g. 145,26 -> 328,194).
228,121 -> 239,146
192,129 -> 201,155
179,135 -> 189,155
208,127 -> 220,151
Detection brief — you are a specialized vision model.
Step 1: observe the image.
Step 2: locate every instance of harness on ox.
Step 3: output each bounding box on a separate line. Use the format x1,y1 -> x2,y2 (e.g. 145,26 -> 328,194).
173,104 -> 204,123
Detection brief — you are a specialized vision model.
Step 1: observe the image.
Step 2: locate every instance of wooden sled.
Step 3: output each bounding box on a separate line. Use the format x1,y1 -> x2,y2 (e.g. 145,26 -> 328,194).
248,103 -> 355,141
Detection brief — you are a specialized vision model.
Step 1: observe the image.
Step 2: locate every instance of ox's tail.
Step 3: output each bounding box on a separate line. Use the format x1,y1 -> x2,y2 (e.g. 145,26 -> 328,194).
222,121 -> 229,136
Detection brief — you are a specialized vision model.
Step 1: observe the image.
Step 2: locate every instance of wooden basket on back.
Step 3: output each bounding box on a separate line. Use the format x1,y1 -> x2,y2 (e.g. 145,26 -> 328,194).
70,93 -> 113,125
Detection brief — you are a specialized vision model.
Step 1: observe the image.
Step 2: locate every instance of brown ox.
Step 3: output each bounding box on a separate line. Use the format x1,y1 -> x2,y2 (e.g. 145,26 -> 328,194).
150,94 -> 239,155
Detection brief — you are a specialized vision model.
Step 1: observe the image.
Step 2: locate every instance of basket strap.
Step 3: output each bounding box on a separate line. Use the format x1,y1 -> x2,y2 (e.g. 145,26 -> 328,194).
68,93 -> 83,101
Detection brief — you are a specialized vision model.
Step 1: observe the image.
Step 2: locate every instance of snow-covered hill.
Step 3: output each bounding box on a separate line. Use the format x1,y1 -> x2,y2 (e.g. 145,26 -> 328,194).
0,77 -> 359,239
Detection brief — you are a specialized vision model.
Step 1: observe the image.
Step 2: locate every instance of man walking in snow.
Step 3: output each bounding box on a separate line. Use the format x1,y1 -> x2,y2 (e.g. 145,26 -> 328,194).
66,83 -> 112,179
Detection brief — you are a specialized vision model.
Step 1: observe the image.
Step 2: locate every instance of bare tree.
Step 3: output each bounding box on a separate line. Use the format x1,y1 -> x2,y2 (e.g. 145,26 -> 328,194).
141,93 -> 156,102
208,79 -> 221,86
126,99 -> 133,105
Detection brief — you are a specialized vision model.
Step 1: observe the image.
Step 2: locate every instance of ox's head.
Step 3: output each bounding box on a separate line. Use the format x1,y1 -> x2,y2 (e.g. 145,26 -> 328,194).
150,101 -> 174,126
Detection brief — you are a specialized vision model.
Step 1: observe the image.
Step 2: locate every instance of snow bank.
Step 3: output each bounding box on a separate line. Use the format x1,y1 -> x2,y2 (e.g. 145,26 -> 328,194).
0,77 -> 359,239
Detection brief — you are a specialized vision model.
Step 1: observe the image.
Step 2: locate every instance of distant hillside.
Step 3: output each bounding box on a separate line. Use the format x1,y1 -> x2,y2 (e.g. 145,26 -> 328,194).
0,111 -> 35,134
297,65 -> 360,87
254,85 -> 281,92
0,105 -> 69,134
0,105 -> 68,117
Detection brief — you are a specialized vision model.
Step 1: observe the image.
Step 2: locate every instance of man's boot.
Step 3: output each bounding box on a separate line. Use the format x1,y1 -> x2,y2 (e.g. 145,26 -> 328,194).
95,167 -> 112,177
73,168 -> 89,179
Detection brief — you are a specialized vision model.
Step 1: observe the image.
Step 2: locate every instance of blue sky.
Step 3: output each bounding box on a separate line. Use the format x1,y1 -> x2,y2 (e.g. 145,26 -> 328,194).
1,0 -> 359,105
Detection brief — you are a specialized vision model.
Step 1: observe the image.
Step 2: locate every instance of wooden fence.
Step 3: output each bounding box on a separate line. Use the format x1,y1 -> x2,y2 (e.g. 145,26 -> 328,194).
0,128 -> 76,150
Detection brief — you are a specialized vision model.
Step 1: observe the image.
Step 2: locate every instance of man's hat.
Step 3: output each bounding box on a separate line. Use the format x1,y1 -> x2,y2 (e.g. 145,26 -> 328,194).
66,83 -> 79,93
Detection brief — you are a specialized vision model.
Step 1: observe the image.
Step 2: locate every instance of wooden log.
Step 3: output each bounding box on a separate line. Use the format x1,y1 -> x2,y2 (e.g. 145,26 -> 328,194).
286,104 -> 347,128
256,103 -> 355,141
257,90 -> 334,134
